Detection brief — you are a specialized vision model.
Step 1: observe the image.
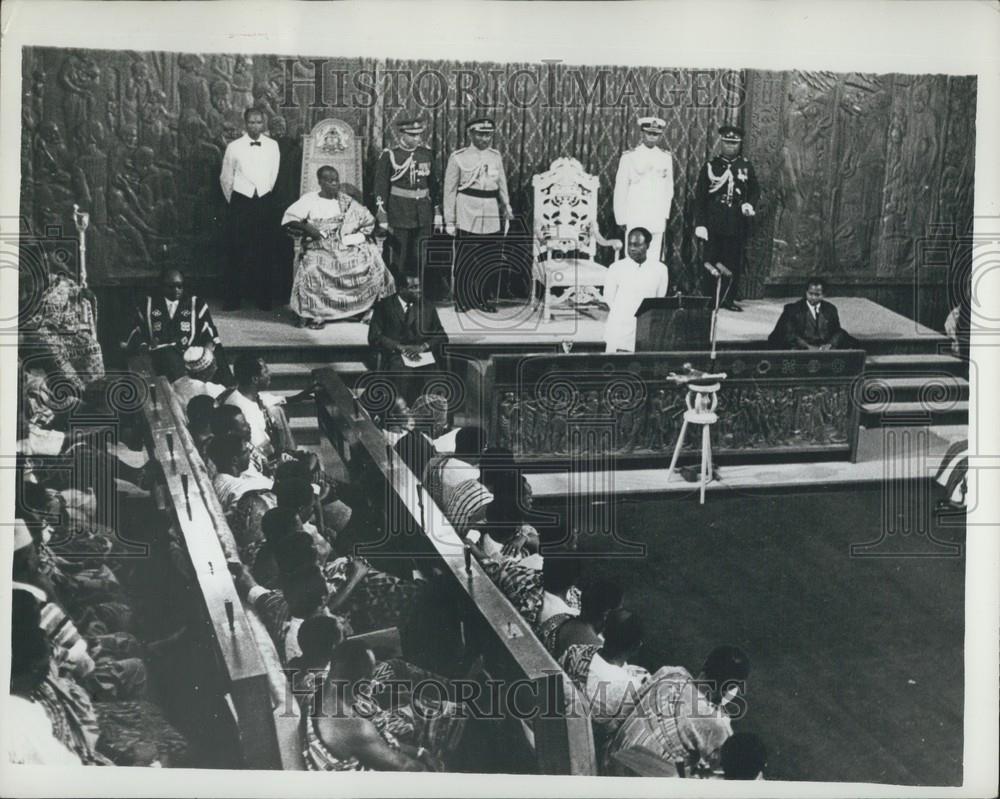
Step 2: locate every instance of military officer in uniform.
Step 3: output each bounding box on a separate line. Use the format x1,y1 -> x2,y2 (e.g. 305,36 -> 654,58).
443,118 -> 513,313
613,116 -> 675,264
373,119 -> 440,281
694,124 -> 759,312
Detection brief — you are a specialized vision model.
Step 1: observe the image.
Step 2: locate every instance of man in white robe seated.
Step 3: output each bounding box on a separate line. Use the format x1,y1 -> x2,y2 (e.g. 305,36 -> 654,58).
603,227 -> 670,353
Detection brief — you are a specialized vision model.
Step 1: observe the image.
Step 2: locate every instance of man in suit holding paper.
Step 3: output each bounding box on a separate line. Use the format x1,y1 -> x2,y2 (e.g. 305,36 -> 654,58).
368,275 -> 449,404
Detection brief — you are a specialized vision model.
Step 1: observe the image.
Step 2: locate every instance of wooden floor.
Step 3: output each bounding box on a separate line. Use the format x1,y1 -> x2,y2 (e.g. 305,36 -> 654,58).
538,483 -> 965,784
212,296 -> 946,351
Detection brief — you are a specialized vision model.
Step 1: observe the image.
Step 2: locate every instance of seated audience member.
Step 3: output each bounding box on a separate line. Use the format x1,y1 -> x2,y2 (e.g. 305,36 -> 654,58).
424,426 -> 487,508
390,393 -> 449,478
476,543 -> 581,628
208,434 -> 274,515
603,644 -> 750,777
285,616 -> 348,709
305,641 -> 442,772
767,276 -> 859,351
171,346 -> 227,406
223,354 -> 295,457
9,589 -> 85,765
367,274 -> 449,404
473,498 -> 541,566
186,394 -> 217,471
121,267 -> 233,383
544,578 -> 624,660
561,609 -> 651,725
719,732 -> 767,780
537,554 -> 584,626
10,588 -> 111,765
443,478 -> 494,538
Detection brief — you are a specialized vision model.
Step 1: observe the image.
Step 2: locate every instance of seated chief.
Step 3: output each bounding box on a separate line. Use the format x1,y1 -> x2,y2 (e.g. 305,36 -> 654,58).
767,277 -> 859,351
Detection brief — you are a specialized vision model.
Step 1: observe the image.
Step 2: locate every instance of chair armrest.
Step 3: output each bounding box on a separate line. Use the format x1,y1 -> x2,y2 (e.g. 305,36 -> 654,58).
595,232 -> 623,253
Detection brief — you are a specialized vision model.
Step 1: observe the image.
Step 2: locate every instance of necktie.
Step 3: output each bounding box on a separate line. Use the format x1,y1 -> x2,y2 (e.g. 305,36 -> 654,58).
250,141 -> 261,147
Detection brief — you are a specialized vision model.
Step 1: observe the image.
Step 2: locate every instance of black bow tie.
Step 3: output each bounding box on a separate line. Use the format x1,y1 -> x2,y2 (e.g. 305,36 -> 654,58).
250,141 -> 262,147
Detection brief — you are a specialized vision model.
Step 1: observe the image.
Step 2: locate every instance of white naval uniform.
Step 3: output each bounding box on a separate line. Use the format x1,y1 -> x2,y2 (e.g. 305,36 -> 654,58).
613,144 -> 675,261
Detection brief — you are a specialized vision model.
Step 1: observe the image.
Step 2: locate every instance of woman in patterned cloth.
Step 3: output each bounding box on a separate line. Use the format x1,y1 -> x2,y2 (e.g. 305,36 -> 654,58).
304,640 -> 452,772
282,166 -> 395,329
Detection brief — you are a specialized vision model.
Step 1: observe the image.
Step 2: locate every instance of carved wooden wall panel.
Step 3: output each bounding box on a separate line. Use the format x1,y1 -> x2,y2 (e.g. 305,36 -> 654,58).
20,47 -> 975,333
745,69 -> 975,327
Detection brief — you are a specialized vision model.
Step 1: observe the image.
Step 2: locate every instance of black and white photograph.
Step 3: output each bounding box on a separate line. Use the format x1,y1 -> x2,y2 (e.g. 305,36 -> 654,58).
1,1 -> 997,796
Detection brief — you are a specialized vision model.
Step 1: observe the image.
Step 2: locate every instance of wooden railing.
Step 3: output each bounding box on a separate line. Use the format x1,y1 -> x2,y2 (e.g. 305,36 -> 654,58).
129,355 -> 295,769
314,366 -> 597,776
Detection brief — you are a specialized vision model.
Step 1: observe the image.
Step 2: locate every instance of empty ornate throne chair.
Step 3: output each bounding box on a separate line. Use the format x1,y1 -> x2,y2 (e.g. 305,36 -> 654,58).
532,157 -> 622,321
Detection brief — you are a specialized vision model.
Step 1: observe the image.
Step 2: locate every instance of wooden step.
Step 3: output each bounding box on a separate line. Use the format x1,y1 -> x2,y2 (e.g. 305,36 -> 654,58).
865,353 -> 966,376
268,361 -> 369,390
862,375 -> 969,404
860,399 -> 969,427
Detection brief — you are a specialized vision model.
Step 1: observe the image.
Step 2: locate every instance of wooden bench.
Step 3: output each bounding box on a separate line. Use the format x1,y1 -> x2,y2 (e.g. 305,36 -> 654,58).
314,366 -> 597,775
129,355 -> 299,769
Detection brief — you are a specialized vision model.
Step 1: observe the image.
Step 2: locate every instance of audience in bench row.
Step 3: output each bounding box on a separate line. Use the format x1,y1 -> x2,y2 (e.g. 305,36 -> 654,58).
370,392 -> 768,780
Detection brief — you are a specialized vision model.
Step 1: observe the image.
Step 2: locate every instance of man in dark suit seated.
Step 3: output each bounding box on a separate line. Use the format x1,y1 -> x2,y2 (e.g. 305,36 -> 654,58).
768,276 -> 860,351
367,274 -> 449,405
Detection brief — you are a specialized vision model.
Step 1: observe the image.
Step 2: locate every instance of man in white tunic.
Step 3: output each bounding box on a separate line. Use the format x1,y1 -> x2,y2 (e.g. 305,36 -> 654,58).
603,228 -> 670,353
613,116 -> 674,263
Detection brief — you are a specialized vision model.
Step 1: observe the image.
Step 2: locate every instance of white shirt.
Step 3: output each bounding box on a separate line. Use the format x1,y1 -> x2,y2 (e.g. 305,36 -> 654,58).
433,428 -> 460,454
172,375 -> 227,407
439,457 -> 480,507
538,591 -> 580,624
6,695 -> 83,765
584,652 -> 649,723
281,191 -> 344,225
603,256 -> 670,352
220,133 -> 280,202
224,389 -> 284,451
613,145 -> 674,233
165,298 -> 179,318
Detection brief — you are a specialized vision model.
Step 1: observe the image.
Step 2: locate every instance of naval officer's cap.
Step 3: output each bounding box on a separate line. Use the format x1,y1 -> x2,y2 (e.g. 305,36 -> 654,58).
466,118 -> 496,134
638,116 -> 666,134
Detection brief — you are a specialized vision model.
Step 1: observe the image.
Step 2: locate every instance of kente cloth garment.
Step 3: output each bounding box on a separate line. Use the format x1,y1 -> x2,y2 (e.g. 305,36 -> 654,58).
935,438 -> 969,506
230,490 -> 277,566
283,192 -> 395,321
6,695 -> 82,765
93,699 -> 191,767
480,558 -> 580,628
536,611 -> 576,655
443,479 -> 494,537
321,556 -> 423,635
27,274 -> 105,391
304,713 -> 367,772
559,646 -> 649,726
602,665 -> 733,778
32,665 -> 112,765
423,455 -> 480,510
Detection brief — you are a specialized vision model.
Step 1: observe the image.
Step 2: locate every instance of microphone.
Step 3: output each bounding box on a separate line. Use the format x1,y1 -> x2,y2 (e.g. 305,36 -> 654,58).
703,261 -> 720,278
715,263 -> 733,278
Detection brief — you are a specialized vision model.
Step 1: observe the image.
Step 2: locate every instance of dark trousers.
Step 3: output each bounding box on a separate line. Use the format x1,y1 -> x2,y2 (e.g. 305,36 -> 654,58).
226,191 -> 274,310
454,230 -> 503,311
390,223 -> 432,281
702,232 -> 745,304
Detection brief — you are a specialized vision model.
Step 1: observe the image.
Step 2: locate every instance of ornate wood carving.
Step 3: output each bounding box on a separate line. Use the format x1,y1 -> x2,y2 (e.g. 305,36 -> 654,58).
488,351 -> 864,463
